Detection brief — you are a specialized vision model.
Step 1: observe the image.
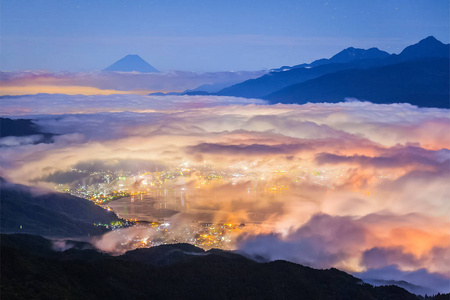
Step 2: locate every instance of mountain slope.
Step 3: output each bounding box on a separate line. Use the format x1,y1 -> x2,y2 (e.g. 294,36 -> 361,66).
104,54 -> 159,73
0,180 -> 120,237
266,58 -> 450,108
1,233 -> 429,300
217,62 -> 358,98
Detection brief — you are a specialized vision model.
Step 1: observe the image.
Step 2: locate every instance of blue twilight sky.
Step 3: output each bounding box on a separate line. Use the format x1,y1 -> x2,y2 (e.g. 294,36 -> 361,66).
1,0 -> 449,72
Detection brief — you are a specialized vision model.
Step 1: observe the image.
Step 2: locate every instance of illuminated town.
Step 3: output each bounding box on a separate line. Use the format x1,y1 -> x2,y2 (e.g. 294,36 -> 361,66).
52,160 -> 395,251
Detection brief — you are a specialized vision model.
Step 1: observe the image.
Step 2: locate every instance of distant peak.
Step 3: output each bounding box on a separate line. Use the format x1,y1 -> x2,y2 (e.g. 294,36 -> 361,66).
103,55 -> 159,73
417,36 -> 442,45
330,46 -> 390,63
397,36 -> 448,59
423,36 -> 438,41
121,54 -> 146,60
338,47 -> 359,53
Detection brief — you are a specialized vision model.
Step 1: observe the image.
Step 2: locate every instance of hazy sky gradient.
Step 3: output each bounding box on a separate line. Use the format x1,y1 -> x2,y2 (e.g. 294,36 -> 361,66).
1,0 -> 449,71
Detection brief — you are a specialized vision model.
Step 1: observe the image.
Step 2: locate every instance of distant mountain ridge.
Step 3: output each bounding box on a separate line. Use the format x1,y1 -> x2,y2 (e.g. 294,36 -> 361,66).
273,46 -> 391,71
328,47 -> 391,63
215,36 -> 450,108
104,54 -> 159,73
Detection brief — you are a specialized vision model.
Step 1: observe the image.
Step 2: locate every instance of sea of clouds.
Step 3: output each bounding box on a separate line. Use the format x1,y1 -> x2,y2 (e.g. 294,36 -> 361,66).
1,94 -> 448,294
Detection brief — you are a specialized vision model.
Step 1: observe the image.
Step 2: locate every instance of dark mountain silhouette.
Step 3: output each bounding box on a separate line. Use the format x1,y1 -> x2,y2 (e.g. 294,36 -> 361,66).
0,117 -> 55,144
2,233 -> 440,300
266,58 -> 449,108
279,36 -> 448,71
216,37 -> 450,108
0,180 -> 120,237
104,54 -> 159,73
0,118 -> 40,137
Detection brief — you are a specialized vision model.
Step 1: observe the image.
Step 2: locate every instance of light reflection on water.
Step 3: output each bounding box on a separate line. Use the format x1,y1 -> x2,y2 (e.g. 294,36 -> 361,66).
106,190 -> 187,221
104,187 -> 284,224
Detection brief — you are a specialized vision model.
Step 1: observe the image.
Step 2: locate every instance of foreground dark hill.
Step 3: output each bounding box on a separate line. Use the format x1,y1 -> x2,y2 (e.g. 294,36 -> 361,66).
2,234 -> 441,300
0,179 -> 120,237
266,58 -> 450,108
103,54 -> 159,73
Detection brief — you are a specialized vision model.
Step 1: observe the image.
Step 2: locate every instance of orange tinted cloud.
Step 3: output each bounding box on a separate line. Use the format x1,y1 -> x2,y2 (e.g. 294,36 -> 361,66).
0,85 -> 160,96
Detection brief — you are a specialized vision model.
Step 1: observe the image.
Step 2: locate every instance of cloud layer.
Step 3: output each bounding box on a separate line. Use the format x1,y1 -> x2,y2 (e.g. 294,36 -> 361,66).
1,95 -> 448,293
0,70 -> 267,95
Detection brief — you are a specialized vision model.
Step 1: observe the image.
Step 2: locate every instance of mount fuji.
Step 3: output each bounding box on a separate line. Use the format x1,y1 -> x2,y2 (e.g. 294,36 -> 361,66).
103,54 -> 159,73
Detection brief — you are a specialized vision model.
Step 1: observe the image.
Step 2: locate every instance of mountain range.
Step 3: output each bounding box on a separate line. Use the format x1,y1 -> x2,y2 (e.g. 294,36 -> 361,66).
266,57 -> 448,107
214,36 -> 449,108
